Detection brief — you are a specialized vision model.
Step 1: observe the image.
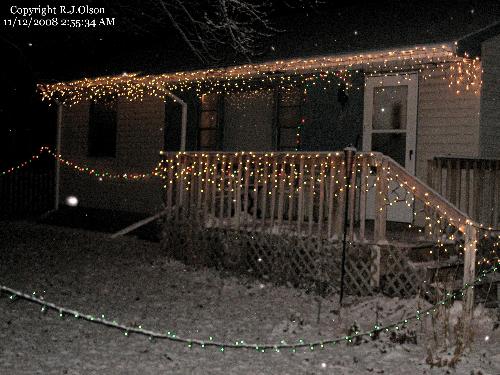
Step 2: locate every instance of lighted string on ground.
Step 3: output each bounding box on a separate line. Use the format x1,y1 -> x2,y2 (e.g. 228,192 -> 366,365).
1,260 -> 498,353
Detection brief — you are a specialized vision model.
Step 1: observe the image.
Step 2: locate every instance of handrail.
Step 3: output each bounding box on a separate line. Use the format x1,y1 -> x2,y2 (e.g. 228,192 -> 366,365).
433,155 -> 500,162
375,153 -> 474,232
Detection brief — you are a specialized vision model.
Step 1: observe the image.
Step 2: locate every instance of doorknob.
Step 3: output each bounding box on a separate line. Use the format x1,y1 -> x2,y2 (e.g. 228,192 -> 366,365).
409,149 -> 414,160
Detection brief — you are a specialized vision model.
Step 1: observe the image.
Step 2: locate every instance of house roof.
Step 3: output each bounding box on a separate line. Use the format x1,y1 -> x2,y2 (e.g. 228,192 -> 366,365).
34,1 -> 496,103
30,0 -> 500,84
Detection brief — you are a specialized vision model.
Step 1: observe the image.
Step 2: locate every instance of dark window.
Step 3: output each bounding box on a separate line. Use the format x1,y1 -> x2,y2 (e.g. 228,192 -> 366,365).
88,99 -> 117,157
198,93 -> 219,150
277,88 -> 303,151
198,88 -> 303,151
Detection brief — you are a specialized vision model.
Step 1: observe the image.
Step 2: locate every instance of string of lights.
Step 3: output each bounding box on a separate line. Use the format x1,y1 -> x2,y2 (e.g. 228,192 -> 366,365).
44,148 -> 160,179
0,147 -> 161,180
0,153 -> 44,176
2,148 -> 498,238
1,260 -> 497,352
38,45 -> 481,106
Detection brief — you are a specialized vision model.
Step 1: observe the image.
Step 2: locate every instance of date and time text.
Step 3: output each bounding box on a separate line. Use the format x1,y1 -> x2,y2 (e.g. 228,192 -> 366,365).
3,5 -> 116,28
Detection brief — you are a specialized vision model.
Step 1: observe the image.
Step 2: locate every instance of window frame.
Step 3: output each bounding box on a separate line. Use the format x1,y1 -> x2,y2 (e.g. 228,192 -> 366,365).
198,93 -> 221,151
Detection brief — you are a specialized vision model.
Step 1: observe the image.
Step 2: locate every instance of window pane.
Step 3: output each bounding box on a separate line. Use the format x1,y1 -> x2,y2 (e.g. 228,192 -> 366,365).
200,112 -> 218,129
199,129 -> 217,150
223,91 -> 274,151
201,93 -> 218,111
279,107 -> 301,128
372,133 -> 406,166
279,128 -> 298,149
88,100 -> 117,157
372,86 -> 407,130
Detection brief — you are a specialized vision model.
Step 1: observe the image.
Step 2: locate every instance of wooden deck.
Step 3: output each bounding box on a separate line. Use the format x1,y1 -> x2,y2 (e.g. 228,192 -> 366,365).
160,151 -> 491,308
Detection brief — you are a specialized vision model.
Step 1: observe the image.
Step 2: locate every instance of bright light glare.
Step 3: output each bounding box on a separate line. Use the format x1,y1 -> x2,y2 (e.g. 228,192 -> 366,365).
66,196 -> 79,207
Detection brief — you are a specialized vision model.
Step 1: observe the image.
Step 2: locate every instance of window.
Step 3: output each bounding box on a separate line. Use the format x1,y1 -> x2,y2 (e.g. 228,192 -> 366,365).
198,93 -> 219,150
277,88 -> 303,151
198,88 -> 303,151
88,99 -> 117,157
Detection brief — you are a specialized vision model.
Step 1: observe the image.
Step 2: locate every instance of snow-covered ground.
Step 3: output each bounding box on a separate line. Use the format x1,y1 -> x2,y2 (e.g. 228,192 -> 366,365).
0,221 -> 498,374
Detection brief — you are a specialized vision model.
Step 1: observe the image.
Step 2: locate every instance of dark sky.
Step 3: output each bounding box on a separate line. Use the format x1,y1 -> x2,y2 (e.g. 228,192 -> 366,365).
0,0 -> 499,161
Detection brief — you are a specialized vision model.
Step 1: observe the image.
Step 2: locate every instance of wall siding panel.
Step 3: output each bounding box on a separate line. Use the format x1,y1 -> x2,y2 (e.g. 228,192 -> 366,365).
59,96 -> 165,213
479,34 -> 500,158
416,69 -> 480,180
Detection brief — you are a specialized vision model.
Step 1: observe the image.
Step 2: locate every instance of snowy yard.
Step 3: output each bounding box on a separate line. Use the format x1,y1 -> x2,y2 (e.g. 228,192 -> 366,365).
0,221 -> 498,374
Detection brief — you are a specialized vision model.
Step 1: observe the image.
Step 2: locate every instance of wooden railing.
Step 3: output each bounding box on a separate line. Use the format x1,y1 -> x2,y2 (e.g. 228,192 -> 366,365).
160,151 -> 479,243
427,157 -> 500,228
163,151 -> 347,236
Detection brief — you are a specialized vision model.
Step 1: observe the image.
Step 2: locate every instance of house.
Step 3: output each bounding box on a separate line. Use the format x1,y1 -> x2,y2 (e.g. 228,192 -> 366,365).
38,17 -> 500,220
36,9 -> 500,302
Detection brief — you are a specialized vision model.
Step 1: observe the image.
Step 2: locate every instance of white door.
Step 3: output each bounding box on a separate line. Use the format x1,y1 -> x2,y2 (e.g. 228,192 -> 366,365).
363,74 -> 418,223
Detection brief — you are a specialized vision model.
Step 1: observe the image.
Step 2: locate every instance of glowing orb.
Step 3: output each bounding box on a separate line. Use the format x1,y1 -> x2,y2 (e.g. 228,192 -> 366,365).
65,196 -> 79,207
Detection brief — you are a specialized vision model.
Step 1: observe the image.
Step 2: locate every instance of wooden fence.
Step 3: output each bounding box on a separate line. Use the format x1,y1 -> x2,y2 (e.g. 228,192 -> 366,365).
427,157 -> 500,227
0,165 -> 54,218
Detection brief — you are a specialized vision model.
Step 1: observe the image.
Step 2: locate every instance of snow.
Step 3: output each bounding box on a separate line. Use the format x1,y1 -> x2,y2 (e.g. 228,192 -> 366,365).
0,221 -> 499,374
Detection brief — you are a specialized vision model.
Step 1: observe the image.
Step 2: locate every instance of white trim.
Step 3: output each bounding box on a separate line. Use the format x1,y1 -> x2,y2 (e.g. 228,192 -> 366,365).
110,210 -> 168,239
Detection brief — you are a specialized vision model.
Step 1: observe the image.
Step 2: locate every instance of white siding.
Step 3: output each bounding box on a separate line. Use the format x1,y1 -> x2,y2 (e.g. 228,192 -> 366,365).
479,33 -> 500,158
416,68 -> 481,180
59,96 -> 165,213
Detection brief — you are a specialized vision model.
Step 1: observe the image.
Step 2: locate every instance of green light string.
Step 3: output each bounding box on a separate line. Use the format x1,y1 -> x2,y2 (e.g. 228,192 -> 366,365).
1,260 -> 498,353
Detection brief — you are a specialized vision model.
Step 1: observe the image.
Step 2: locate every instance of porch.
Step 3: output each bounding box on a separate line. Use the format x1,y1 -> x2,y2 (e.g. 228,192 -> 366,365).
159,150 -> 495,302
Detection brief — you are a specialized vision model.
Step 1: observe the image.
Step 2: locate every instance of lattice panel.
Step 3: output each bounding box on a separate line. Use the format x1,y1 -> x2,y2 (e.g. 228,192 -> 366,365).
162,218 -> 425,297
344,245 -> 374,295
379,246 -> 426,297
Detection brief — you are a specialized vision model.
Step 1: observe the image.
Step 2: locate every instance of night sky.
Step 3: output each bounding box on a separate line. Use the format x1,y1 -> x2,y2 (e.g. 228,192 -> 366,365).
1,0 -> 499,164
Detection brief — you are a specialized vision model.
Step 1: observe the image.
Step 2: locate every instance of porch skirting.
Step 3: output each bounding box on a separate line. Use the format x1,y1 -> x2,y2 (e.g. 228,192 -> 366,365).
161,217 -> 426,298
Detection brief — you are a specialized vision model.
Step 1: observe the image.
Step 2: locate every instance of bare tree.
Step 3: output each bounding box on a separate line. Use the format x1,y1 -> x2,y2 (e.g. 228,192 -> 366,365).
107,0 -> 321,63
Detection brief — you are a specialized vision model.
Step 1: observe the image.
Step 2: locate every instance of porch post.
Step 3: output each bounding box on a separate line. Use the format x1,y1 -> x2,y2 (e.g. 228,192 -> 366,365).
164,90 -> 187,151
180,102 -> 187,151
54,102 -> 63,210
462,223 -> 477,345
374,159 -> 388,244
339,146 -> 356,305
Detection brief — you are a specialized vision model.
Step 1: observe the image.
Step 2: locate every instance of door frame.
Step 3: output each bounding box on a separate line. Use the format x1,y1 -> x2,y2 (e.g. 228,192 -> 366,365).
362,73 -> 419,175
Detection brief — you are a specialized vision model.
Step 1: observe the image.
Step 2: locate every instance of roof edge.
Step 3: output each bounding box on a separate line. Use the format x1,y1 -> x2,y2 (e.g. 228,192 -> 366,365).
39,42 -> 457,87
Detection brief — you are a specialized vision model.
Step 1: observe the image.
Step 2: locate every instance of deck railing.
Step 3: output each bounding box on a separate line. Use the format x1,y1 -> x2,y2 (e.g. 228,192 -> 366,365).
160,150 -> 478,242
427,157 -> 500,227
162,151 -> 355,238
